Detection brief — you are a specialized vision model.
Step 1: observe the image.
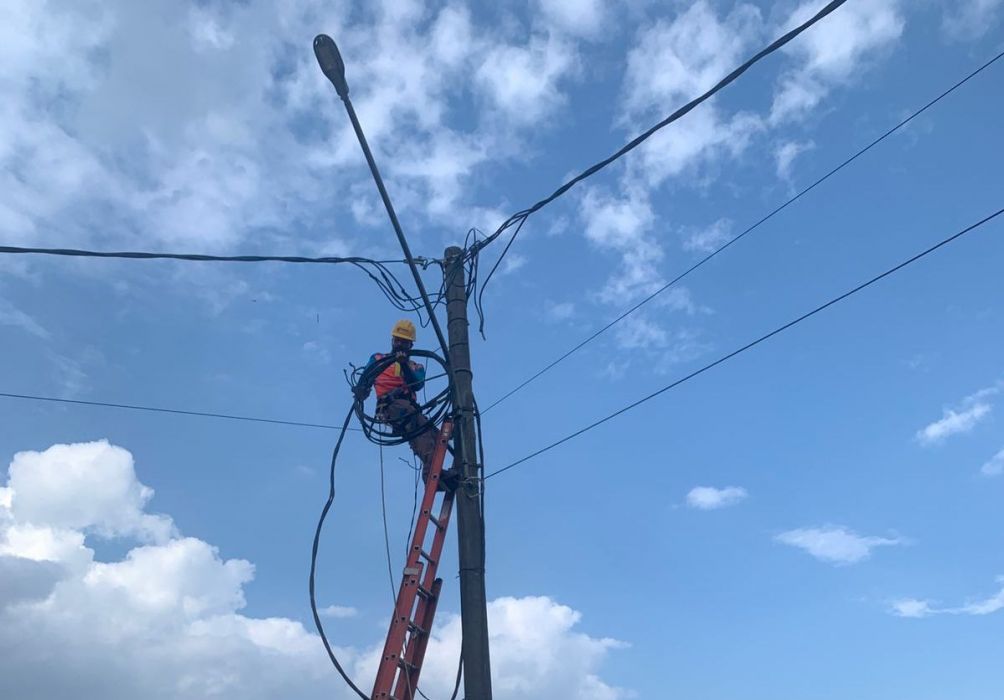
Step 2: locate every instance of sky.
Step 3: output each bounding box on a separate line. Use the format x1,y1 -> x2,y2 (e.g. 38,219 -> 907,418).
1,0 -> 1003,698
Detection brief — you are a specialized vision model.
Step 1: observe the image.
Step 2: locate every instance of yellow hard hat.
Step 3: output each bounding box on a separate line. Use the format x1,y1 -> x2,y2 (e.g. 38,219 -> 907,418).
391,319 -> 417,342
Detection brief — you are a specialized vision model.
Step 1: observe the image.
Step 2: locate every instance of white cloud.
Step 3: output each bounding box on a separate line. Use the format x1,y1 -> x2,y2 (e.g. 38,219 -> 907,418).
916,386 -> 998,446
0,440 -> 626,699
942,0 -> 1004,41
319,605 -> 358,619
7,440 -> 174,543
612,317 -> 709,366
579,187 -> 661,305
891,577 -> 1004,618
623,2 -> 762,118
682,218 -> 733,253
981,448 -> 1004,477
620,1 -> 763,186
500,253 -> 528,276
396,596 -> 629,700
686,486 -> 748,510
0,299 -> 51,339
775,139 -> 815,180
476,35 -> 579,125
534,0 -> 607,38
545,301 -> 576,322
889,598 -> 933,618
0,0 -> 582,269
916,403 -> 991,445
776,525 -> 903,565
771,0 -> 904,124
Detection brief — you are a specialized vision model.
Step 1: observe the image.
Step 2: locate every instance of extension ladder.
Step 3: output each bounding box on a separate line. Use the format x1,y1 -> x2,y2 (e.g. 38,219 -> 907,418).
372,420 -> 455,700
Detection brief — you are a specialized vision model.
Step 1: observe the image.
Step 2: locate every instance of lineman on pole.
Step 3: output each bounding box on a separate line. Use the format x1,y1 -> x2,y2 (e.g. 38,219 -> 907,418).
357,320 -> 442,484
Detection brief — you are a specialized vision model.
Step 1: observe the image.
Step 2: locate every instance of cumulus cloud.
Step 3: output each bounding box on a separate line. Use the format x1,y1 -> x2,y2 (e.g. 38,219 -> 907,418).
775,139 -> 815,180
319,605 -> 358,619
942,0 -> 1004,41
682,218 -> 733,253
771,0 -> 904,124
7,440 -> 175,543
400,596 -> 628,700
981,448 -> 1004,477
544,301 -> 577,322
0,299 -> 51,339
579,186 -> 661,305
775,525 -> 903,565
916,386 -> 998,446
582,0 -> 904,361
534,0 -> 608,38
0,440 -> 626,699
889,598 -> 934,618
621,1 -> 763,186
0,0 -> 582,261
686,486 -> 748,510
476,35 -> 579,125
890,577 -> 1004,618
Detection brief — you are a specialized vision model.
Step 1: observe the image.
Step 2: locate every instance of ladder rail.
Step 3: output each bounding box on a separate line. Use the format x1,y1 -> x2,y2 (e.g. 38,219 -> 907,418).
372,421 -> 454,700
394,487 -> 456,699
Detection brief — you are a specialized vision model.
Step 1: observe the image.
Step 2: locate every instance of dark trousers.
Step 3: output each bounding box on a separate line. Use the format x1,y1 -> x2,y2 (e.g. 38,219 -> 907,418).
381,398 -> 439,476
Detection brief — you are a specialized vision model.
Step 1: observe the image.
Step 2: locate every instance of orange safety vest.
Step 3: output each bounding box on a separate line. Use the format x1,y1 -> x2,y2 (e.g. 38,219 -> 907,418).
370,353 -> 420,400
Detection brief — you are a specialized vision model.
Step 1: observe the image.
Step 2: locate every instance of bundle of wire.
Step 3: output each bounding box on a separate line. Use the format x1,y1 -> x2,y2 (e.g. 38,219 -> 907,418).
348,350 -> 452,445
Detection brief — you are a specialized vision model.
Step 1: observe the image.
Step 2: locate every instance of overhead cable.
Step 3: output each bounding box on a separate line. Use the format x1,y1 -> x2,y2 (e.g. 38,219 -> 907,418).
473,0 -> 851,333
0,244 -> 416,265
481,48 -> 1004,414
0,391 -> 356,432
485,206 -> 1004,479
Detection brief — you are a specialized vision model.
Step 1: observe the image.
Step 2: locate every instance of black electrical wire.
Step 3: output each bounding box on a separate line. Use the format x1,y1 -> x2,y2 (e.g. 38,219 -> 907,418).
480,48 -> 1004,415
0,244 -> 415,265
379,444 -> 398,605
485,206 -> 1004,479
0,391 -> 358,431
350,351 -> 453,446
308,405 -> 370,700
472,0 -> 851,334
0,242 -> 442,321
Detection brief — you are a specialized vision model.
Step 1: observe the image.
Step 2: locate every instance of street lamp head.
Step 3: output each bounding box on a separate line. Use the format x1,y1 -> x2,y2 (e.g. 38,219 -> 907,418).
313,34 -> 349,99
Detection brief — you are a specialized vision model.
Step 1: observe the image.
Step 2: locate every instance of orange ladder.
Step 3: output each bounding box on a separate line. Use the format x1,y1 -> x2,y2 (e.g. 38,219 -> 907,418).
372,420 -> 454,700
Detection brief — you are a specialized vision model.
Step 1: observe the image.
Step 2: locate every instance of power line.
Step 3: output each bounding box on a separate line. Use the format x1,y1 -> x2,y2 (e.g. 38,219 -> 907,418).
484,206 -> 1004,479
0,391 -> 359,432
481,48 -> 1004,415
0,244 -> 417,265
473,0 -> 851,333
1,242 -> 450,323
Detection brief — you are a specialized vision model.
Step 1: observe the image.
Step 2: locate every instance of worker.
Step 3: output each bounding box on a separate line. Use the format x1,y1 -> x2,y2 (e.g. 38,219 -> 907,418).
358,319 -> 441,482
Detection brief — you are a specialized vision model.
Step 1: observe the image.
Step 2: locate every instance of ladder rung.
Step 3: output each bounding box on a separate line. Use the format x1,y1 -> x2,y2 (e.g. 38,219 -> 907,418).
397,658 -> 418,672
418,549 -> 437,565
428,514 -> 443,530
416,585 -> 436,600
407,620 -> 428,636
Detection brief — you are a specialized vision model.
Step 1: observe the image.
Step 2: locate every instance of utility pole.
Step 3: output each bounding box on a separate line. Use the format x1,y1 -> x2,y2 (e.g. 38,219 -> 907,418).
444,246 -> 492,700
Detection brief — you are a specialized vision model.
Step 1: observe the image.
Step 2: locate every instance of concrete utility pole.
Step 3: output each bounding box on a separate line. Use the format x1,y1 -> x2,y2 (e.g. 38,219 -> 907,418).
444,246 -> 492,700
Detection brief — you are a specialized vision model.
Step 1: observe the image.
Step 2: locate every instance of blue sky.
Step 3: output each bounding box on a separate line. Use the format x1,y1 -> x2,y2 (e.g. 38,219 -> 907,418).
1,1 -> 1003,698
